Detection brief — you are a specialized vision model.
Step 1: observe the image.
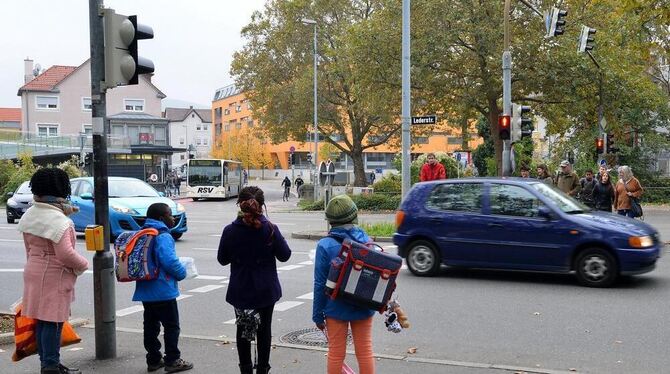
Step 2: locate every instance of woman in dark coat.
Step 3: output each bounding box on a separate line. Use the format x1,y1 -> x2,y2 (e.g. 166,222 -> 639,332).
592,171 -> 615,212
217,186 -> 291,374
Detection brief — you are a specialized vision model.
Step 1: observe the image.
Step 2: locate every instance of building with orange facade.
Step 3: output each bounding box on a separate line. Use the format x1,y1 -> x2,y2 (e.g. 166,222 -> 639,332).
211,84 -> 482,174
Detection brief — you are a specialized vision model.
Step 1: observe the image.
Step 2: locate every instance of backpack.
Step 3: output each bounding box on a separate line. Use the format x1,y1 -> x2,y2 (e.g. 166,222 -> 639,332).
114,228 -> 160,282
324,236 -> 402,312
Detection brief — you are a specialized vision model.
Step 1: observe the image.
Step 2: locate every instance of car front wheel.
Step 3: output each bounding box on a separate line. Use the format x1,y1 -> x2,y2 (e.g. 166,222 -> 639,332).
406,240 -> 441,277
7,214 -> 14,224
574,248 -> 618,287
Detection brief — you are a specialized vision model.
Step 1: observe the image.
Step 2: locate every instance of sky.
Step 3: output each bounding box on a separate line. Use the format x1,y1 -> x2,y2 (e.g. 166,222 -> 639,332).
0,0 -> 267,109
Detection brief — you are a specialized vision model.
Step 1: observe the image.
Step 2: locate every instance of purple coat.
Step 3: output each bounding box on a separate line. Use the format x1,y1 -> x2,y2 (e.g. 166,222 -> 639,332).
217,216 -> 291,309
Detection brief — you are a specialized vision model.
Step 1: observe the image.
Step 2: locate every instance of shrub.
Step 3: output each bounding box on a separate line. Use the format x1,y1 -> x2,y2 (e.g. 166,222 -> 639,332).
2,153 -> 38,202
372,174 -> 401,194
57,156 -> 85,178
299,193 -> 401,211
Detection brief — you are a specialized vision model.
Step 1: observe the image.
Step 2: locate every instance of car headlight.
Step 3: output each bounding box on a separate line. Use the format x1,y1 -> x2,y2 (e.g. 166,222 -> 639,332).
176,203 -> 186,213
629,235 -> 654,248
6,199 -> 18,207
111,205 -> 138,215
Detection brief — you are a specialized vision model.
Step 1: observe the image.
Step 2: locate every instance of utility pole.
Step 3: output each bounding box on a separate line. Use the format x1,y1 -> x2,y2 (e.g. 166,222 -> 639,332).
312,23 -> 318,199
401,0 -> 411,197
88,0 -> 116,359
502,0 -> 512,177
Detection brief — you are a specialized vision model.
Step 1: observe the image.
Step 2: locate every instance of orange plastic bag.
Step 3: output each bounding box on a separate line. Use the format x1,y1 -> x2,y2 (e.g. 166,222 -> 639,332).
12,301 -> 81,362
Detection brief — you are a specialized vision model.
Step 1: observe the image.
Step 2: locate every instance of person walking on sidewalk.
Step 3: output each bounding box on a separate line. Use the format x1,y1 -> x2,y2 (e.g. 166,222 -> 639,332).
419,153 -> 446,182
592,171 -> 615,212
556,160 -> 581,197
217,186 -> 292,374
613,165 -> 644,218
18,168 -> 89,374
134,203 -> 193,373
294,176 -> 304,198
313,195 -> 376,374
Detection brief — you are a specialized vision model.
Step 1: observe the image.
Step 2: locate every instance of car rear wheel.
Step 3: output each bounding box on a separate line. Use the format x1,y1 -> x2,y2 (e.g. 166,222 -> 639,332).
406,240 -> 441,277
574,248 -> 618,287
171,233 -> 183,240
6,214 -> 14,224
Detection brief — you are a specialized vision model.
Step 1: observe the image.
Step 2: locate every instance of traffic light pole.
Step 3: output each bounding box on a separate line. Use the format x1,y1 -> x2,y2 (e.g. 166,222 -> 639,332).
502,0 -> 512,177
89,0 -> 116,359
586,51 -> 606,159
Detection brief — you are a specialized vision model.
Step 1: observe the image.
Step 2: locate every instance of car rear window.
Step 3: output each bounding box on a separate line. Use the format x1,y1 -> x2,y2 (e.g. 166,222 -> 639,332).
426,183 -> 483,212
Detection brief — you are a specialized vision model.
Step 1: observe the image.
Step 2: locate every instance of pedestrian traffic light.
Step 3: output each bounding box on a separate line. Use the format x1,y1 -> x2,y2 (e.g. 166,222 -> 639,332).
103,8 -> 154,87
306,153 -> 312,163
547,7 -> 568,37
596,137 -> 604,154
498,115 -> 511,140
511,104 -> 533,142
606,133 -> 619,153
578,26 -> 596,53
288,155 -> 292,166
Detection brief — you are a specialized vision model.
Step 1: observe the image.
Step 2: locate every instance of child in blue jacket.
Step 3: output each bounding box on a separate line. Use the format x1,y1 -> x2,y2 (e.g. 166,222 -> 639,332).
133,203 -> 193,373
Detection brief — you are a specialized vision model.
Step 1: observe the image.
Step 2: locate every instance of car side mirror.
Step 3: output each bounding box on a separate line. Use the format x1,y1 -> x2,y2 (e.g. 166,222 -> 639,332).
80,192 -> 94,200
158,192 -> 165,197
538,206 -> 553,220
6,192 -> 13,198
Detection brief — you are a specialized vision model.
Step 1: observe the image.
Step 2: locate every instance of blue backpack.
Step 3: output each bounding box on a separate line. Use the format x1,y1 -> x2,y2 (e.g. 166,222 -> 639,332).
114,228 -> 159,282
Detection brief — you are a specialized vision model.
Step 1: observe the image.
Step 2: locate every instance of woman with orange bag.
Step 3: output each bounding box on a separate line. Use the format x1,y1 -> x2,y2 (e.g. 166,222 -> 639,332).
18,168 -> 89,374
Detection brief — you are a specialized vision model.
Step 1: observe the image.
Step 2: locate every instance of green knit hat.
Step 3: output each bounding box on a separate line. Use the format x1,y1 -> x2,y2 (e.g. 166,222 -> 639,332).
325,194 -> 358,225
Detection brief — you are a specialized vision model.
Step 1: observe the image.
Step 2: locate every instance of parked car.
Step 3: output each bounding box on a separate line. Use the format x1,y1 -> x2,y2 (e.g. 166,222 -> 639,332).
69,177 -> 187,240
393,178 -> 662,287
6,181 -> 33,224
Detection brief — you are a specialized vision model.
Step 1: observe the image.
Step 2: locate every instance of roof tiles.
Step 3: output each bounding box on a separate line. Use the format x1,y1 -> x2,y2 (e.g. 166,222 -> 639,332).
18,65 -> 77,93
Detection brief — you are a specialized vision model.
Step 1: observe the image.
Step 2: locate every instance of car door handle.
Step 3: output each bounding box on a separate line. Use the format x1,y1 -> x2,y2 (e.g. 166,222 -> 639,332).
488,223 -> 503,228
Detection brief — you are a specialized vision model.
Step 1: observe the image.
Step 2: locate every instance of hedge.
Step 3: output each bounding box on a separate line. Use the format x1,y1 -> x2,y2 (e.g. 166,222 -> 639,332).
300,193 -> 401,211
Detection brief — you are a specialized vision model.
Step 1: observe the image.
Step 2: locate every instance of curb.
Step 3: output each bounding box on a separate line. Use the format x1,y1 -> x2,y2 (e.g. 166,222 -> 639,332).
0,317 -> 89,346
291,231 -> 393,243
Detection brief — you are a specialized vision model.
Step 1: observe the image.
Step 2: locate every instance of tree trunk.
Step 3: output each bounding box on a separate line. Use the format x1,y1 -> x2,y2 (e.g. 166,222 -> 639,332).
351,148 -> 367,186
461,112 -> 470,150
488,99 -> 502,176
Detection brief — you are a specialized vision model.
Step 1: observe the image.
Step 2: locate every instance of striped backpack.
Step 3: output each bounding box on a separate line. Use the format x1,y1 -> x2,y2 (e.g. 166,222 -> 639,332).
114,228 -> 159,282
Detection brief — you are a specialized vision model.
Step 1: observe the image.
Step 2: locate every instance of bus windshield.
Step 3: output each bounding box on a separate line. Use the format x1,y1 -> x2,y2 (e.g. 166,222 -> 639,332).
188,160 -> 222,186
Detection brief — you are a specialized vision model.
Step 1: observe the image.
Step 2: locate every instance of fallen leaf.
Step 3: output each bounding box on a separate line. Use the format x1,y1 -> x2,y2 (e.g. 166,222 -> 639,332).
407,347 -> 417,354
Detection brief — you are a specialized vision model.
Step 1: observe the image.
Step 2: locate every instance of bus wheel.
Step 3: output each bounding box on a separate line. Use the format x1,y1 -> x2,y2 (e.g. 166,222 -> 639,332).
191,198 -> 200,201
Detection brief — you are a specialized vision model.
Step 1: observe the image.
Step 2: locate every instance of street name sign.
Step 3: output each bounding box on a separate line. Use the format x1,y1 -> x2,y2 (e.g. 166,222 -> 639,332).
411,115 -> 437,125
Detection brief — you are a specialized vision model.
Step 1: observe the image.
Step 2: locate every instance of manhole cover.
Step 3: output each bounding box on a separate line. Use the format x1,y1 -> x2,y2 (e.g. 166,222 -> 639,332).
279,327 -> 352,347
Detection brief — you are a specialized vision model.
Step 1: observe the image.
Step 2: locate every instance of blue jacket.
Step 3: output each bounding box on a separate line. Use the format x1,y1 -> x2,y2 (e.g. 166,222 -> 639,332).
217,216 -> 291,309
133,219 -> 186,302
312,226 -> 376,324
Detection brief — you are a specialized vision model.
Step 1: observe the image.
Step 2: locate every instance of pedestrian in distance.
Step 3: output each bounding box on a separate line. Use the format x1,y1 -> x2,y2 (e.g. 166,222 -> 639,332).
556,160 -> 581,197
613,165 -> 644,218
369,171 -> 376,185
294,176 -> 304,198
217,186 -> 292,374
519,165 -> 531,178
313,194 -> 376,374
243,169 -> 248,185
18,168 -> 89,374
173,174 -> 182,197
592,171 -> 615,212
281,176 -> 291,201
164,175 -> 174,198
536,164 -> 554,185
579,169 -> 597,208
596,164 -> 608,182
419,153 -> 446,182
134,203 -> 193,373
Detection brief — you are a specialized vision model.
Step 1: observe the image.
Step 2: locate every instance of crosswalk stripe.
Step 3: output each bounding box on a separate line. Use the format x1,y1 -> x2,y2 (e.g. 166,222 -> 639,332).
296,292 -> 313,300
195,275 -> 227,281
277,265 -> 303,271
188,285 -> 225,293
298,261 -> 313,265
224,318 -> 237,325
116,305 -> 143,317
274,301 -> 304,311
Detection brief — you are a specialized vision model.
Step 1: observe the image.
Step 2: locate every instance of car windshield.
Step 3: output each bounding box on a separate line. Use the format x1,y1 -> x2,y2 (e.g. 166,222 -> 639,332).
108,180 -> 160,198
530,182 -> 589,214
16,182 -> 31,194
188,160 -> 222,186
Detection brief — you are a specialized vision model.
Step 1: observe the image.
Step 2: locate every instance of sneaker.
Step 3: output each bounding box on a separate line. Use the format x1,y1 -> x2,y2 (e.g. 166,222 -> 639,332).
58,364 -> 81,374
164,358 -> 193,373
147,359 -> 165,372
40,368 -> 60,374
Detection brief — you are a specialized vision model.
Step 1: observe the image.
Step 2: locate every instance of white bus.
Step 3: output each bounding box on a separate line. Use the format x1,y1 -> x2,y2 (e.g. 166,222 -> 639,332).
186,159 -> 243,200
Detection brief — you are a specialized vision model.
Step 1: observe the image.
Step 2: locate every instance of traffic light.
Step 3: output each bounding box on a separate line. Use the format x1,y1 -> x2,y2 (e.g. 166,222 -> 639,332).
103,9 -> 154,87
498,115 -> 511,140
578,26 -> 596,53
306,153 -> 312,163
547,7 -> 568,37
511,103 -> 533,142
596,137 -> 604,154
606,133 -> 618,153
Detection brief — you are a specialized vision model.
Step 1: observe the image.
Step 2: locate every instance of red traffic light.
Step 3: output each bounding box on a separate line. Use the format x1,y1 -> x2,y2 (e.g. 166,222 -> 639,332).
596,138 -> 604,154
498,115 -> 511,140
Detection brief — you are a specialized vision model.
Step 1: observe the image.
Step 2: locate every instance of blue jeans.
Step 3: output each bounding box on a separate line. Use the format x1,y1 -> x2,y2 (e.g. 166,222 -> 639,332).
142,299 -> 181,365
617,209 -> 635,218
36,320 -> 63,368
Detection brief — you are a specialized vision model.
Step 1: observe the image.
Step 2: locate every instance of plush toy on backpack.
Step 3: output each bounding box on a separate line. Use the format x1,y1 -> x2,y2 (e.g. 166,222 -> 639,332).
385,299 -> 410,333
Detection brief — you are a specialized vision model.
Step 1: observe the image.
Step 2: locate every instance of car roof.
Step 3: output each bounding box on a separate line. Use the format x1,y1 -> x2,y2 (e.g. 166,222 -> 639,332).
71,177 -> 143,182
416,177 -> 540,186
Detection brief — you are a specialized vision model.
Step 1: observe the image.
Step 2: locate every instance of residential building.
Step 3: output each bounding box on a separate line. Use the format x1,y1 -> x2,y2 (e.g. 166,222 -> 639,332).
164,106 -> 212,168
0,108 -> 21,132
16,58 -> 179,180
211,85 -> 482,174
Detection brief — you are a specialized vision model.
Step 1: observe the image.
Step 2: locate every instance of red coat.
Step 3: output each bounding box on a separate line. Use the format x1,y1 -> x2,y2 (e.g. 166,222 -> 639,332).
420,162 -> 447,182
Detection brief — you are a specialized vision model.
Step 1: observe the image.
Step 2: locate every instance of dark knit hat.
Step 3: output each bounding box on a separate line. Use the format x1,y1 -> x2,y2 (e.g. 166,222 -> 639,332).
325,194 -> 358,225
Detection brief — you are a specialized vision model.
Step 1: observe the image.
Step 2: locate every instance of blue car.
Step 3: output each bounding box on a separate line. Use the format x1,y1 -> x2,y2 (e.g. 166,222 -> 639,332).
393,178 -> 662,287
69,177 -> 188,240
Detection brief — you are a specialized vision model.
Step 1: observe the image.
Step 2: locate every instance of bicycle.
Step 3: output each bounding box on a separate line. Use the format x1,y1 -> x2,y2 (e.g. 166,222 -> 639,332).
283,186 -> 291,201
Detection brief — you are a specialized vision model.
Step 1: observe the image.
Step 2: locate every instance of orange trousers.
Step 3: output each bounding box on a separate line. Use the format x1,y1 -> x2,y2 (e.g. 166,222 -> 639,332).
326,317 -> 375,374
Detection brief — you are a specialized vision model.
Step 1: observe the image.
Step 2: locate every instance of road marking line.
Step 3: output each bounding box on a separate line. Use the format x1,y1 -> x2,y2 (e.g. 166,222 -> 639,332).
277,265 -> 303,271
274,301 -> 304,311
188,285 -> 225,293
195,275 -> 227,281
223,318 -> 237,325
116,305 -> 144,317
220,280 -> 229,284
383,245 -> 397,250
192,247 -> 217,251
274,222 -> 297,226
296,292 -> 313,300
208,234 -> 221,238
298,261 -> 313,265
176,294 -> 193,301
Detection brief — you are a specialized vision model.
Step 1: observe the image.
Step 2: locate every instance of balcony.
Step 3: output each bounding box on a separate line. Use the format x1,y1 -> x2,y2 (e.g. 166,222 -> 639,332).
0,130 -> 131,159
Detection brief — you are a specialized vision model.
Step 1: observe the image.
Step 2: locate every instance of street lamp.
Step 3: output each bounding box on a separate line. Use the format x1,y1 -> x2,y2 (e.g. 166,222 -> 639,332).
302,17 -> 318,199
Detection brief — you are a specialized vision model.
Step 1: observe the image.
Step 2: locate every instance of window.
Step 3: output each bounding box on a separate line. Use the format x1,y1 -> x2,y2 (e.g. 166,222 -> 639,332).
179,137 -> 185,145
203,138 -> 209,146
224,123 -> 230,131
203,124 -> 209,131
246,101 -> 252,110
111,125 -> 125,137
82,124 -> 92,136
426,183 -> 483,213
196,138 -> 202,145
215,107 -> 222,119
196,124 -> 202,131
489,184 -> 542,217
235,122 -> 241,130
37,124 -> 59,137
180,154 -> 185,160
236,105 -> 242,112
128,126 -> 140,143
79,182 -> 93,196
36,96 -> 59,110
224,108 -> 230,115
154,126 -> 166,145
82,97 -> 92,111
412,136 -> 429,144
215,123 -> 222,136
447,136 -> 463,145
247,120 -> 254,128
124,99 -> 144,112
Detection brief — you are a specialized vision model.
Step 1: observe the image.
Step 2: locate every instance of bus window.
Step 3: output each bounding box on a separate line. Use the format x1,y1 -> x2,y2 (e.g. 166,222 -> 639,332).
188,160 -> 222,186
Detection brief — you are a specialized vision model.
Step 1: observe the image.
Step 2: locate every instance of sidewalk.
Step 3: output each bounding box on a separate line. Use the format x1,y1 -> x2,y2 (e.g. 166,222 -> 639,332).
0,325 -> 531,374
